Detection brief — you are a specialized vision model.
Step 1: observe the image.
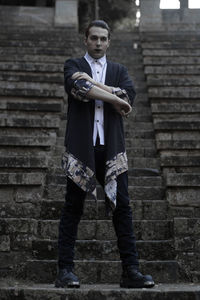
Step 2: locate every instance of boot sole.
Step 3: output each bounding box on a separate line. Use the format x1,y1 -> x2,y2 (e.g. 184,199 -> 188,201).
120,280 -> 155,289
55,279 -> 80,288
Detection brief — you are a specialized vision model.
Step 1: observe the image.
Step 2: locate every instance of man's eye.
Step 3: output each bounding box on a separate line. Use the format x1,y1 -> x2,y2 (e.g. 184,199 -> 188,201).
101,37 -> 107,42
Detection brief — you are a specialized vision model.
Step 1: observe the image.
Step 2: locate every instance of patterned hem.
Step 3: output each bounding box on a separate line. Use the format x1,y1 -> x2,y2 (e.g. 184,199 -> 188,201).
61,151 -> 96,199
104,152 -> 128,209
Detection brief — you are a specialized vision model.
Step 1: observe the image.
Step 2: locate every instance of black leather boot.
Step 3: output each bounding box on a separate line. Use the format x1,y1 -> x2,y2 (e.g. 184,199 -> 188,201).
120,265 -> 155,288
55,266 -> 80,288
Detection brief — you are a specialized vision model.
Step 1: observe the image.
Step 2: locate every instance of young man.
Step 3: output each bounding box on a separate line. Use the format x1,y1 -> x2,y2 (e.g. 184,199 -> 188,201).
55,20 -> 155,289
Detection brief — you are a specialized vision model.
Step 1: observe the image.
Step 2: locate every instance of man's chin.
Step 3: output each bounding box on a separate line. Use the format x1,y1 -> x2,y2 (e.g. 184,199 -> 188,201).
91,51 -> 104,59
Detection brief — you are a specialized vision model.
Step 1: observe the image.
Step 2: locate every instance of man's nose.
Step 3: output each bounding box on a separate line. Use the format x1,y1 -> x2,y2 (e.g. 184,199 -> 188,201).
96,38 -> 101,46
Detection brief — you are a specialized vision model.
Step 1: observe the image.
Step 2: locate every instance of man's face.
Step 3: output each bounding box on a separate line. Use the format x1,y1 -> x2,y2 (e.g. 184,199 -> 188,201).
84,26 -> 110,59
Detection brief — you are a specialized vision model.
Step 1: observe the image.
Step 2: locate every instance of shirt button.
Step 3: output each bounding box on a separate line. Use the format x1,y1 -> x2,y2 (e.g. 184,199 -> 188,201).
97,120 -> 99,122
98,106 -> 100,109
97,71 -> 99,74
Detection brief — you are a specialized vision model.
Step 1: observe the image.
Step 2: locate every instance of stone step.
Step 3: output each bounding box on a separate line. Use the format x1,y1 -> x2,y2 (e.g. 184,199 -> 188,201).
0,172 -> 44,186
151,102 -> 200,114
51,155 -> 160,169
143,49 -> 200,56
161,157 -> 200,167
39,199 -> 167,221
166,173 -> 200,187
0,156 -> 48,168
0,283 -> 199,300
38,219 -> 172,241
156,140 -> 200,150
44,184 -> 164,201
32,239 -> 174,261
127,147 -> 157,157
153,120 -> 200,130
145,65 -> 200,75
0,54 -> 68,64
0,46 -> 77,56
25,260 -> 180,284
147,75 -> 200,86
0,98 -> 62,112
0,114 -> 60,129
144,56 -> 200,66
142,41 -> 200,49
0,81 -> 63,98
0,62 -> 63,72
148,87 -> 200,99
46,174 -> 163,187
0,71 -> 64,84
0,135 -> 56,147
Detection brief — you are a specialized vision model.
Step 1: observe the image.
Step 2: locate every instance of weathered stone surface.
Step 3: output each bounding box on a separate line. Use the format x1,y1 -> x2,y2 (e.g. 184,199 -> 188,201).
144,57 -> 200,65
1,284 -> 200,300
0,235 -> 10,252
25,260 -> 180,284
174,218 -> 200,237
147,75 -> 200,87
167,188 -> 200,207
161,157 -> 200,167
151,103 -> 200,114
0,115 -> 60,128
0,156 -> 48,168
32,239 -> 174,261
145,65 -> 200,75
0,173 -> 44,185
154,121 -> 200,131
166,174 -> 200,187
149,87 -> 200,99
0,135 -> 56,146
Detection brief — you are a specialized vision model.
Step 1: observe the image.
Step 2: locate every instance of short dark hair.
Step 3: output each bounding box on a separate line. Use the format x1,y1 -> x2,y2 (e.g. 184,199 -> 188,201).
85,20 -> 111,39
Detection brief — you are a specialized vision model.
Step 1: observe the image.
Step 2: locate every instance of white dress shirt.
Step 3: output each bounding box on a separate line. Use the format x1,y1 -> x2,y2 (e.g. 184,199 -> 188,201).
84,52 -> 107,146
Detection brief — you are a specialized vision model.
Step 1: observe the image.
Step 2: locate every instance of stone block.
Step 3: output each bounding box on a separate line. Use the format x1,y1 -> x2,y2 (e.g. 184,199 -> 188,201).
151,103 -> 200,114
7,101 -> 62,112
0,156 -> 48,168
0,6 -> 54,26
144,57 -> 200,65
174,218 -> 200,237
54,0 -> 78,28
166,174 -> 200,187
0,218 -> 38,235
167,188 -> 200,207
25,259 -> 180,284
0,235 -> 10,251
161,157 -> 200,167
0,135 -> 56,147
0,202 -> 40,219
156,140 -> 200,150
149,87 -> 200,99
154,120 -> 200,131
145,65 -> 200,75
0,173 -> 44,186
0,115 -> 60,129
0,189 -> 13,203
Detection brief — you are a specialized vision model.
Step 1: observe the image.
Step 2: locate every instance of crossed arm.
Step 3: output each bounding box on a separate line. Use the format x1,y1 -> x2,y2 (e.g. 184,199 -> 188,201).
71,71 -> 132,117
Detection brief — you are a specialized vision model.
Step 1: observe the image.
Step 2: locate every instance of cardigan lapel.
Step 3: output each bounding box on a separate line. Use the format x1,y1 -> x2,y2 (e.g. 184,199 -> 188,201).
79,57 -> 92,77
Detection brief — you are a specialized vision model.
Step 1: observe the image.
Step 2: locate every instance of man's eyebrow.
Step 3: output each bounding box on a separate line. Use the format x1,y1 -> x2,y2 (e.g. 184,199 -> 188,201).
90,34 -> 108,38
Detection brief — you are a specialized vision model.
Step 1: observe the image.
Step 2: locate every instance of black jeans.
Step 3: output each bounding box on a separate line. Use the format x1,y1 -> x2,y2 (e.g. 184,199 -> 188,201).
58,144 -> 139,269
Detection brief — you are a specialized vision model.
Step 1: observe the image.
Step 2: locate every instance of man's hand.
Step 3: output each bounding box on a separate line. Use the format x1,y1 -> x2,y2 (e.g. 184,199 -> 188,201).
72,72 -> 96,85
112,98 -> 132,117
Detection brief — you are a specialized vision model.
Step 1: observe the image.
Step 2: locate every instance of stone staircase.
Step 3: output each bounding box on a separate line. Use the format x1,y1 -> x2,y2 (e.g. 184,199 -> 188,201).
0,26 -> 199,299
142,31 -> 200,283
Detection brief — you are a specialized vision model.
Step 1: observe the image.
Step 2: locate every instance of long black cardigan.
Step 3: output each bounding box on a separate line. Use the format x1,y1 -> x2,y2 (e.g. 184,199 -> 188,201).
62,57 -> 136,208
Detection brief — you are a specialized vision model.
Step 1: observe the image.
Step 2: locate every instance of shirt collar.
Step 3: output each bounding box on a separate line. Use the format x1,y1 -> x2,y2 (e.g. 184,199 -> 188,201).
84,52 -> 106,67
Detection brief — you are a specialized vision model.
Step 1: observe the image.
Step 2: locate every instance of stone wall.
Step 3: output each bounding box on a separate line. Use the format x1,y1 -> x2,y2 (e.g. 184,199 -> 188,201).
140,0 -> 200,31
